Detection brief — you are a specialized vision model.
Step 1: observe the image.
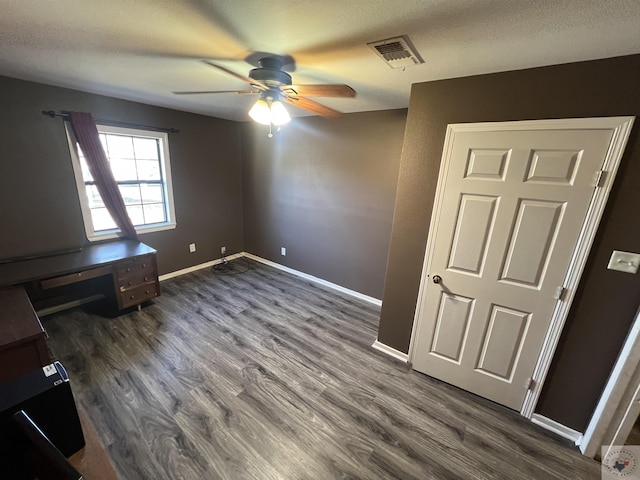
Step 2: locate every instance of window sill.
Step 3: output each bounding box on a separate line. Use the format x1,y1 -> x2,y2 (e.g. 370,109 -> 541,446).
86,222 -> 176,242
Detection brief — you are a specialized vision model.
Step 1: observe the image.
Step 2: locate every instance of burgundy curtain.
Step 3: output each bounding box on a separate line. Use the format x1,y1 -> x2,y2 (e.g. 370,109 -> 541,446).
69,112 -> 139,241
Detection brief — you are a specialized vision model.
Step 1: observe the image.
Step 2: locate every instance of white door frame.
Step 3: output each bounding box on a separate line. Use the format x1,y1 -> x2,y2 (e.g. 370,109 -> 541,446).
408,116 -> 635,420
581,306 -> 640,458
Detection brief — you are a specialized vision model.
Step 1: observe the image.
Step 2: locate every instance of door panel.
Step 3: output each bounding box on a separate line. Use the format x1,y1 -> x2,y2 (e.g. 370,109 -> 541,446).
475,305 -> 530,381
448,195 -> 498,275
465,149 -> 510,180
412,124 -> 616,410
430,293 -> 474,363
525,150 -> 581,185
499,199 -> 565,287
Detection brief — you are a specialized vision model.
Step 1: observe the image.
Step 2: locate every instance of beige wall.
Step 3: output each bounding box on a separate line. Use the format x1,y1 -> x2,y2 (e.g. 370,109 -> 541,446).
242,110 -> 406,299
377,54 -> 640,431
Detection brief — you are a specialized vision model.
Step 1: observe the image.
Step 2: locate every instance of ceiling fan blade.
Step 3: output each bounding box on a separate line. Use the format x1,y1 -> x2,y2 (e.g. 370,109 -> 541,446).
281,84 -> 356,98
173,90 -> 255,95
283,96 -> 342,118
202,60 -> 267,90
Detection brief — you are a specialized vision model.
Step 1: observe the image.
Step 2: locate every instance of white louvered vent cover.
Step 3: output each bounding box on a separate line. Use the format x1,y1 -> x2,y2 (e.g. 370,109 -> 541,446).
367,36 -> 424,69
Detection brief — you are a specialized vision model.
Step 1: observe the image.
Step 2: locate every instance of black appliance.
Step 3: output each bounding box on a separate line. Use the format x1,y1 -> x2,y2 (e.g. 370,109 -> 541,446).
0,361 -> 85,478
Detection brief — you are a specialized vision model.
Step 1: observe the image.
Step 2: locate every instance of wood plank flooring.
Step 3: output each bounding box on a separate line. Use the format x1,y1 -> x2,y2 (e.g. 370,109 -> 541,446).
43,259 -> 600,479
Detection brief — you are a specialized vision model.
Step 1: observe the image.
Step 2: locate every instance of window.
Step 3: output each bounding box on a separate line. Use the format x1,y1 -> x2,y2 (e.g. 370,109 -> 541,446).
67,124 -> 176,240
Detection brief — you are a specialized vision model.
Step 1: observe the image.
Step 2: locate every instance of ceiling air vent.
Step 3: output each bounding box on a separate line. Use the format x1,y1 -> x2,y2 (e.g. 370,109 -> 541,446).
367,35 -> 424,69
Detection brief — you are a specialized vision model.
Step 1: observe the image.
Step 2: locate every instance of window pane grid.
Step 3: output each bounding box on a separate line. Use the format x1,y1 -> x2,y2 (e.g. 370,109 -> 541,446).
75,129 -> 172,235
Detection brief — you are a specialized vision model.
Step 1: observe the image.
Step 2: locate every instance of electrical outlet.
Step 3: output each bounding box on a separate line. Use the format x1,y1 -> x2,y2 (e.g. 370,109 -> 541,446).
281,247 -> 286,256
189,243 -> 196,253
221,246 -> 226,254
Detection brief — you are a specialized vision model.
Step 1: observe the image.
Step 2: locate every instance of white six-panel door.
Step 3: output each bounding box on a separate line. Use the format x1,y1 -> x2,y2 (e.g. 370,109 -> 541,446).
411,120 -> 628,411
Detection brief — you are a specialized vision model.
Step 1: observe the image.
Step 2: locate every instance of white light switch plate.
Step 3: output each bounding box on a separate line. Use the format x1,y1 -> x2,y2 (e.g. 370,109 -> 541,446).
607,250 -> 640,274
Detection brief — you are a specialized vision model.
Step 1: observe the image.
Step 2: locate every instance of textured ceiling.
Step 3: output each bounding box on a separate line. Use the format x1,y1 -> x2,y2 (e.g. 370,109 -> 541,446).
1,0 -> 639,121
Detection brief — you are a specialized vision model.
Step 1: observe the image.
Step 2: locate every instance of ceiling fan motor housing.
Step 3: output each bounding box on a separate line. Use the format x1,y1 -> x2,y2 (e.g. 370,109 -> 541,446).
249,68 -> 292,87
249,57 -> 292,87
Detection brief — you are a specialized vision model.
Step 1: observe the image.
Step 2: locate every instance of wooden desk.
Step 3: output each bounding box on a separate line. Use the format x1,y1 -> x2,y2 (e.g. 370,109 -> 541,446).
0,240 -> 160,314
0,286 -> 50,383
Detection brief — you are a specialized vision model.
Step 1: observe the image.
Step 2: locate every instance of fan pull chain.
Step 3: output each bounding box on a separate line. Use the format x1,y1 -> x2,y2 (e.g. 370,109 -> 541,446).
266,124 -> 282,138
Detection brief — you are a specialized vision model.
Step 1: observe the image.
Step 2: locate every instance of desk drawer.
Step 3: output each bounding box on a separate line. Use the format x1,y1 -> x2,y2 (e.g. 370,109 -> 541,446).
116,255 -> 155,279
119,283 -> 158,308
118,273 -> 155,292
41,265 -> 114,290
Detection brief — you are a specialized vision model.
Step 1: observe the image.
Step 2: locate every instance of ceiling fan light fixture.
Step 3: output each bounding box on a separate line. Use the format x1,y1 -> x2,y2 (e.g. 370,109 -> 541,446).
270,100 -> 291,126
248,93 -> 291,126
248,98 -> 271,125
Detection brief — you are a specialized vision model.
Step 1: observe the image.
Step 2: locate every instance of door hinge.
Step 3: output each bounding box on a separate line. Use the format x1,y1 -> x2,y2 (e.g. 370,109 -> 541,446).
554,286 -> 567,301
525,377 -> 535,391
594,170 -> 607,188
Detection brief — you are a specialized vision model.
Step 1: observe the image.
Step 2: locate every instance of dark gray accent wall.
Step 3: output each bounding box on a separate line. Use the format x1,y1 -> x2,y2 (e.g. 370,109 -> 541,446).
242,110 -> 406,299
0,75 -> 244,275
377,54 -> 640,431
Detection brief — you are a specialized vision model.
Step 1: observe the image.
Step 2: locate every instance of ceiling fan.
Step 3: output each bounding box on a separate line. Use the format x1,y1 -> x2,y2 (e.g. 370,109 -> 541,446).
173,55 -> 356,126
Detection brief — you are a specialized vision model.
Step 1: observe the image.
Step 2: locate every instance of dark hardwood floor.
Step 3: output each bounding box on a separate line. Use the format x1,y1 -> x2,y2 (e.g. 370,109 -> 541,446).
43,259 -> 600,479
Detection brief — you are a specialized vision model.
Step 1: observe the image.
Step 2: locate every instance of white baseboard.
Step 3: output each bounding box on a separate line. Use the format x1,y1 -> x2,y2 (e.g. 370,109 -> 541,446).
159,253 -> 383,308
159,253 -> 243,281
371,340 -> 409,363
243,253 -> 382,306
531,413 -> 583,446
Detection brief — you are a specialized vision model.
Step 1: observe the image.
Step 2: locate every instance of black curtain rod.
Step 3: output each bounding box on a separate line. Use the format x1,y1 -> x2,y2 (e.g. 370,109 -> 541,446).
42,110 -> 179,134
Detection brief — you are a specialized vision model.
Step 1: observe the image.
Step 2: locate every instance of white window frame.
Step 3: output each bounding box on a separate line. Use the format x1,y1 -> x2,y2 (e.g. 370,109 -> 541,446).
66,124 -> 177,241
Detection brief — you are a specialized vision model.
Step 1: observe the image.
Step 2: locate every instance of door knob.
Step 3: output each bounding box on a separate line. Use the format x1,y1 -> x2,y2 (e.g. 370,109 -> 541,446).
432,275 -> 442,284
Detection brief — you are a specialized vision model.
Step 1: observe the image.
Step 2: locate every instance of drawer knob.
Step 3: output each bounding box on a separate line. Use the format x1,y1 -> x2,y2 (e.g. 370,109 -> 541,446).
144,276 -> 148,281
130,294 -> 135,299
145,289 -> 150,294
142,263 -> 147,268
128,281 -> 133,286
126,267 -> 131,272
